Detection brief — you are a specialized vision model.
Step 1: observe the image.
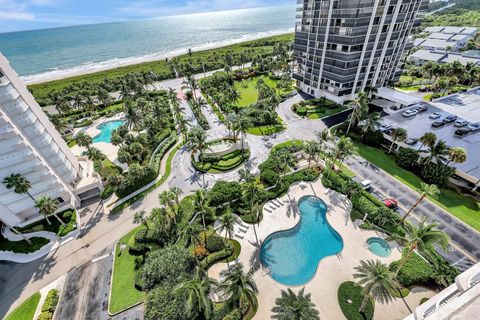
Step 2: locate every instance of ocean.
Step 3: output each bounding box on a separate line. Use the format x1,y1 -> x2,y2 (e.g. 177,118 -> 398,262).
0,6 -> 295,83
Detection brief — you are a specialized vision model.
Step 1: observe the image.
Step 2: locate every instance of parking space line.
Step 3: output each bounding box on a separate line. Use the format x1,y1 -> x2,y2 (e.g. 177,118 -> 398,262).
91,253 -> 111,263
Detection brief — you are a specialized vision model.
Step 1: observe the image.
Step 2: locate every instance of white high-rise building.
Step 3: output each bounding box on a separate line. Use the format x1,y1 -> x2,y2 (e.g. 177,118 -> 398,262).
0,54 -> 101,227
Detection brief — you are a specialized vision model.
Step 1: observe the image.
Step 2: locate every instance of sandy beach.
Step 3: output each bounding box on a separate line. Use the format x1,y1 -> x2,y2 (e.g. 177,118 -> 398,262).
21,29 -> 293,85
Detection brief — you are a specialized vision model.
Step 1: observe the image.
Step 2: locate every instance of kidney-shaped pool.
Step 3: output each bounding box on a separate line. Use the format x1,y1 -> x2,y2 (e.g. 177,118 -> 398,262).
259,195 -> 343,286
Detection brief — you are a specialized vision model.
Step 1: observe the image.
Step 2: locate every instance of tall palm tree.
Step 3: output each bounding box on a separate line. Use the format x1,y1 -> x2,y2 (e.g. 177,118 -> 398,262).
359,112 -> 380,136
304,141 -> 320,166
174,268 -> 217,319
180,222 -> 203,256
418,132 -> 436,151
35,196 -> 64,226
159,191 -> 177,224
235,115 -> 252,151
390,217 -> 449,276
75,132 -> 93,149
271,288 -> 320,320
333,136 -> 357,168
217,263 -> 258,311
3,173 -> 35,202
82,147 -> 103,162
217,212 -> 238,247
346,92 -> 368,133
353,260 -> 397,313
422,139 -> 449,164
388,128 -> 407,154
193,189 -> 214,242
170,187 -> 183,207
401,183 -> 440,223
133,210 -> 149,230
124,102 -> 142,131
447,147 -> 467,166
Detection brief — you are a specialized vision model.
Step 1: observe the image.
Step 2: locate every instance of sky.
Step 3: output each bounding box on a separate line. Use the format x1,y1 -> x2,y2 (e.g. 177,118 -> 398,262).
0,0 -> 292,33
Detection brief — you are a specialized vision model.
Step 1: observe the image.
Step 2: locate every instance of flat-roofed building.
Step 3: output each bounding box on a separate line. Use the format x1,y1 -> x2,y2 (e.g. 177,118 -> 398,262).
0,54 -> 102,227
293,0 -> 428,103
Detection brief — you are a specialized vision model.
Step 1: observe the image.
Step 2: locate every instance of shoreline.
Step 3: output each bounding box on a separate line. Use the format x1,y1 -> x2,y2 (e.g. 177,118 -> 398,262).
21,29 -> 294,85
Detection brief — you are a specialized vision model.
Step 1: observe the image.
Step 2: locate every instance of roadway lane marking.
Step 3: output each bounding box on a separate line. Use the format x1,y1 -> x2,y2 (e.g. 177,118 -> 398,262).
91,253 -> 111,263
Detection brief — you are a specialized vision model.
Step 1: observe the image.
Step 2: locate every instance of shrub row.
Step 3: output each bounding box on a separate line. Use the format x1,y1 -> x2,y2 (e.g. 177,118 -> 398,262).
16,210 -> 77,237
38,289 -> 59,320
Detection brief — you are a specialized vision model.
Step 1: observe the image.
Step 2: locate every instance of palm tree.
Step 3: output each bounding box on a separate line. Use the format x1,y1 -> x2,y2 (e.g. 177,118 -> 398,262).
35,196 -> 64,226
346,92 -> 368,133
217,212 -> 238,247
447,147 -> 467,166
180,222 -> 203,256
82,147 -> 103,162
353,260 -> 397,313
418,132 -> 436,151
3,173 -> 35,202
159,191 -> 177,224
271,288 -> 320,320
133,210 -> 149,230
304,141 -> 320,166
390,217 -> 449,276
235,115 -> 252,151
359,112 -> 380,136
75,132 -> 93,149
333,136 -> 356,168
217,263 -> 258,311
401,182 -> 440,223
422,139 -> 449,164
124,102 -> 142,131
174,268 -> 217,319
388,128 -> 407,154
170,187 -> 183,207
193,189 -> 213,242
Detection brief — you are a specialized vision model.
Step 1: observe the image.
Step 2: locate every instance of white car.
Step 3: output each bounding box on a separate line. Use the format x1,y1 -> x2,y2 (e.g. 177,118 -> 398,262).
360,180 -> 372,190
402,109 -> 418,117
429,112 -> 441,119
454,119 -> 469,127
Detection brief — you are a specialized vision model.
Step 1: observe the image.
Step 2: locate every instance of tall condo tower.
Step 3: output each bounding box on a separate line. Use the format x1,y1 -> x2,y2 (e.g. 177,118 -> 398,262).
0,54 -> 100,227
293,0 -> 427,102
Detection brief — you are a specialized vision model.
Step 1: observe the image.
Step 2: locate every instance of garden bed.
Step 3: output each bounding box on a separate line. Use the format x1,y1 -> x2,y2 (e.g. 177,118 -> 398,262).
15,209 -> 77,237
292,97 -> 347,119
192,142 -> 250,173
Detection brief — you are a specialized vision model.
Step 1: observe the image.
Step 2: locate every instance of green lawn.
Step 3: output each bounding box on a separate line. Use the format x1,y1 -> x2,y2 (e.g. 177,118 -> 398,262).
109,226 -> 146,315
308,105 -> 347,119
353,141 -> 480,232
234,75 -> 293,107
337,281 -> 374,320
5,292 -> 41,320
247,116 -> 286,136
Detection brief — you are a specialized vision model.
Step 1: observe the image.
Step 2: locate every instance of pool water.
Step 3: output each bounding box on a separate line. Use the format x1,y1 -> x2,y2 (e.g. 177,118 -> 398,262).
92,120 -> 124,143
259,195 -> 343,286
367,237 -> 391,257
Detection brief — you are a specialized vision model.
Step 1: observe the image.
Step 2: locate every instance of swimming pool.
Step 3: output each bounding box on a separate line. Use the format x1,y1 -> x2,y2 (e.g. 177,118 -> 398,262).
259,195 -> 343,286
367,237 -> 391,257
92,120 -> 124,143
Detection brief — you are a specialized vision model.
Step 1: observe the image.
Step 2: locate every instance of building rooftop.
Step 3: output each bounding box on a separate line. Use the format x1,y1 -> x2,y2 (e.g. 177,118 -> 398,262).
442,26 -> 467,34
460,26 -> 479,35
428,32 -> 453,40
409,49 -> 446,62
421,38 -> 453,50
441,54 -> 480,66
424,26 -> 445,33
380,88 -> 480,181
450,34 -> 470,42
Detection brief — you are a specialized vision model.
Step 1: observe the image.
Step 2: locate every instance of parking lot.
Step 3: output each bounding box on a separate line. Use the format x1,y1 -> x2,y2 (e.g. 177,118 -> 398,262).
380,100 -> 480,182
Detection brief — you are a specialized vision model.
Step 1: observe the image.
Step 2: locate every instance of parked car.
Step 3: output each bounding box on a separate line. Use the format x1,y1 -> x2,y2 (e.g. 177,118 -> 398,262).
454,128 -> 471,137
379,124 -> 393,133
468,122 -> 480,132
415,105 -> 429,113
404,138 -> 418,145
432,121 -> 445,128
383,198 -> 398,209
360,180 -> 372,190
454,119 -> 469,127
443,115 -> 458,124
418,86 -> 430,92
402,109 -> 418,117
429,112 -> 441,119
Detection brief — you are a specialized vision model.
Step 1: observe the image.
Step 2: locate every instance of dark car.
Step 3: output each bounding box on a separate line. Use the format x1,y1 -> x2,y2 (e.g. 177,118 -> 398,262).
432,121 -> 445,128
415,105 -> 429,113
418,86 -> 430,92
404,138 -> 418,145
443,115 -> 458,124
455,128 -> 471,137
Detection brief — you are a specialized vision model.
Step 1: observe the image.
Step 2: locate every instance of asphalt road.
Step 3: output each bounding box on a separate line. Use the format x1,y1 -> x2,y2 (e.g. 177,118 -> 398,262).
345,155 -> 480,263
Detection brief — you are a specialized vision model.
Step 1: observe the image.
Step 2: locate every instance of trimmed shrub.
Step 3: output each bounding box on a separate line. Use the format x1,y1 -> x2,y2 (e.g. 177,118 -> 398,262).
38,289 -> 59,320
363,130 -> 384,147
420,162 -> 455,186
207,181 -> 242,207
260,169 -> 279,186
337,281 -> 374,320
206,235 -> 225,252
390,252 -> 435,287
396,148 -> 420,170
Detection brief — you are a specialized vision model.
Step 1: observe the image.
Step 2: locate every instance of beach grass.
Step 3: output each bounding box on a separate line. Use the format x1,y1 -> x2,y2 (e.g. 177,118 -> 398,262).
28,34 -> 294,106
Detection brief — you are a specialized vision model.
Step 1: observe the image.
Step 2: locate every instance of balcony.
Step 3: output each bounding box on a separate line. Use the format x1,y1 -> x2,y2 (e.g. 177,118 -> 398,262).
4,99 -> 29,115
0,83 -> 20,104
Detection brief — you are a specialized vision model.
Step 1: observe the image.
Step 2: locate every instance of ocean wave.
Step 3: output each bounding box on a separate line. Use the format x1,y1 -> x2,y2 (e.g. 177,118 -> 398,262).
21,28 -> 294,85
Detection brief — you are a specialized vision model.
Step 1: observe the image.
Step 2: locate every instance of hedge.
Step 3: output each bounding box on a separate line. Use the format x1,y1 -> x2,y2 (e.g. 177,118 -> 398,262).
16,209 -> 77,237
199,244 -> 234,269
390,251 -> 435,287
337,281 -> 374,320
38,289 -> 59,320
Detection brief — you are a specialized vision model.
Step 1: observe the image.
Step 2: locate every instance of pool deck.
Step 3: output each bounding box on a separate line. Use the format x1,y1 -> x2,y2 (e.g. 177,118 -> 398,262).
71,114 -> 127,169
208,178 -> 436,320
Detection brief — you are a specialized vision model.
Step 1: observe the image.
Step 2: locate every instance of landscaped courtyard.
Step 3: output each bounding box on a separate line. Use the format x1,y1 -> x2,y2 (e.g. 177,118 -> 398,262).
233,74 -> 294,107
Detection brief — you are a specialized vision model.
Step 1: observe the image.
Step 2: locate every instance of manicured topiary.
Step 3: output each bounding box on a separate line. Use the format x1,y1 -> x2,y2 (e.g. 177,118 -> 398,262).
206,235 -> 225,252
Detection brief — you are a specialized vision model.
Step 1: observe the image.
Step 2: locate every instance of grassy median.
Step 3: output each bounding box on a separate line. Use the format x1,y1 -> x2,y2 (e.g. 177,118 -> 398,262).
5,292 -> 41,320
